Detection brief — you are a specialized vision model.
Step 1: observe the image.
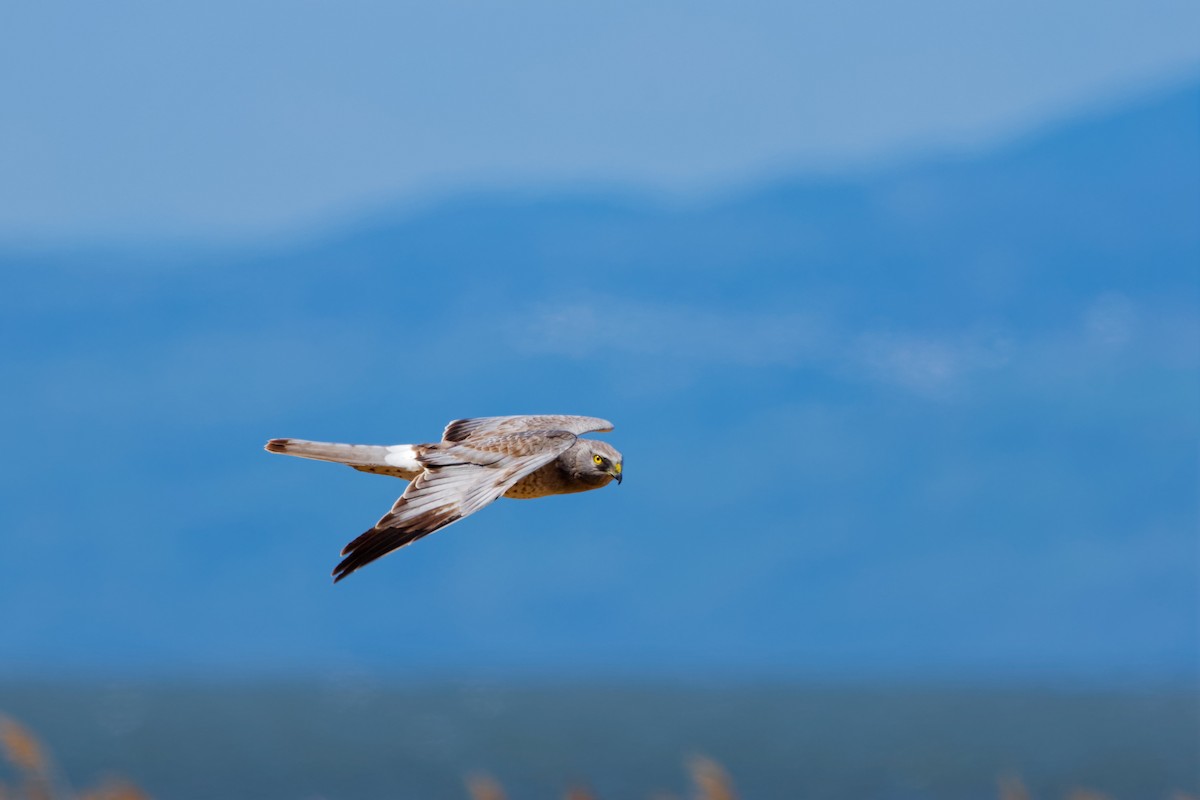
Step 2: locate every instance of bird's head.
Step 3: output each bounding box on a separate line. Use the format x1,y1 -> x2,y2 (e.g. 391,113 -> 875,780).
570,440 -> 624,487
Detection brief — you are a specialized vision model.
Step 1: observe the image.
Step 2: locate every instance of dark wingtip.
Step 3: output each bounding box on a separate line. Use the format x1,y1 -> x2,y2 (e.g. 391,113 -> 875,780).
332,552 -> 359,582
265,438 -> 290,453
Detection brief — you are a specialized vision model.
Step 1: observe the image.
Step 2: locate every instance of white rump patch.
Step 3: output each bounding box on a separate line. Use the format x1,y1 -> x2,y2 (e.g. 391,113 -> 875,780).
384,444 -> 420,470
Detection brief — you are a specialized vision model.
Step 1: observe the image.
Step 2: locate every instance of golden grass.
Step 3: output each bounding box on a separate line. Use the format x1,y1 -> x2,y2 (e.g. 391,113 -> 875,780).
562,787 -> 598,800
0,717 -> 52,800
75,782 -> 150,800
688,756 -> 738,800
999,774 -> 1032,800
0,719 -> 46,776
0,715 -> 147,800
466,773 -> 508,800
1,711 -> 1194,800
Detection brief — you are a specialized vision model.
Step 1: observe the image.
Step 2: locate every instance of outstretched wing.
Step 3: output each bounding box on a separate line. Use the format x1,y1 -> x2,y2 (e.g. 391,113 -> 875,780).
332,430 -> 578,582
442,414 -> 613,443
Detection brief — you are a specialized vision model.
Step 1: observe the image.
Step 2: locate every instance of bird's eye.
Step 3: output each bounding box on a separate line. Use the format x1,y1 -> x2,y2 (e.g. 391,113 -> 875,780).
593,454 -> 605,466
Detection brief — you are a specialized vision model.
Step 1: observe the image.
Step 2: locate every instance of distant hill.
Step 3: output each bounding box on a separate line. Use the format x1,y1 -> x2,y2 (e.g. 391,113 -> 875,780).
1,81 -> 1196,680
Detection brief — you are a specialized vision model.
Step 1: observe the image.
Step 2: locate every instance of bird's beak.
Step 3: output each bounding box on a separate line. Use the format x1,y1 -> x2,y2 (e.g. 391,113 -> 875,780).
610,462 -> 622,485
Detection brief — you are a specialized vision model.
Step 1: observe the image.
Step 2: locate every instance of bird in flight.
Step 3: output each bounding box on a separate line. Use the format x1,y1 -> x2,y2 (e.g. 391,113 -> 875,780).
265,414 -> 623,582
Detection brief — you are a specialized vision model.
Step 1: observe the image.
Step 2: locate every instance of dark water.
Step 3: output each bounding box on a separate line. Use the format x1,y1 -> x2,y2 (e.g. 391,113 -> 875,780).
0,681 -> 1195,799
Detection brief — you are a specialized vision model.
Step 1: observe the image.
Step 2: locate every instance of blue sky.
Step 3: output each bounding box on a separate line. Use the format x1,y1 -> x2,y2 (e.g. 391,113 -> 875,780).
2,0 -> 1198,242
0,4 -> 1196,682
1,82 -> 1196,679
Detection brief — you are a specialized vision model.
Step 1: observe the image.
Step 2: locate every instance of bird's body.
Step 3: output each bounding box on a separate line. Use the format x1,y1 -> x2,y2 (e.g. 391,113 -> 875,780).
265,414 -> 623,581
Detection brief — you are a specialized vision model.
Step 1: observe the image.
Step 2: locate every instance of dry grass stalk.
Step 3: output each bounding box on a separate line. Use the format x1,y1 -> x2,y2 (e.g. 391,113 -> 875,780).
2,714 -> 1190,800
688,756 -> 737,800
465,773 -> 507,800
1,714 -> 154,800
998,774 -> 1031,800
78,779 -> 151,800
0,718 -> 47,777
0,717 -> 53,800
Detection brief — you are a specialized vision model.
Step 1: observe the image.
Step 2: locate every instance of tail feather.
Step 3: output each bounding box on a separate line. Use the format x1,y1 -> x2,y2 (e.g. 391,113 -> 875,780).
265,438 -> 422,479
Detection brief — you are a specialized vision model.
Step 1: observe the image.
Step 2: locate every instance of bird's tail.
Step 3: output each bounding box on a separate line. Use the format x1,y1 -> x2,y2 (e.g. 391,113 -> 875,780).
264,438 -> 422,478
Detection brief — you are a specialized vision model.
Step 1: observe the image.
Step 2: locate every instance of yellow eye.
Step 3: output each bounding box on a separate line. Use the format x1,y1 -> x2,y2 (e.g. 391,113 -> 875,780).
593,454 -> 604,466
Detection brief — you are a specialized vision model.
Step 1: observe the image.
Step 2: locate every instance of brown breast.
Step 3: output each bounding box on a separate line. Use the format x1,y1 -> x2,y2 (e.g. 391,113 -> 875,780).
504,461 -> 570,499
503,460 -> 613,499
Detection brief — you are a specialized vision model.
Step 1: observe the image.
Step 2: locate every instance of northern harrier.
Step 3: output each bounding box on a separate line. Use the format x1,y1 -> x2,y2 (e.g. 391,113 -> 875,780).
265,414 -> 623,581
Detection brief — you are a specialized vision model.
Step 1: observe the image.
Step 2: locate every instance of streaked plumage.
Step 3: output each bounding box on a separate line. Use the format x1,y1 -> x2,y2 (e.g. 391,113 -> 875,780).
265,415 -> 623,582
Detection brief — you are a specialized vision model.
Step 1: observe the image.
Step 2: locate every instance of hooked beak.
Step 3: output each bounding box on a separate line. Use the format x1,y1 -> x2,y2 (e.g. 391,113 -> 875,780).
610,462 -> 623,485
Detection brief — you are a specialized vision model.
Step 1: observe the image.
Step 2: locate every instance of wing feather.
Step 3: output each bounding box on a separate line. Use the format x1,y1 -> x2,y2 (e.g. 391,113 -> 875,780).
332,430 -> 578,581
441,415 -> 613,442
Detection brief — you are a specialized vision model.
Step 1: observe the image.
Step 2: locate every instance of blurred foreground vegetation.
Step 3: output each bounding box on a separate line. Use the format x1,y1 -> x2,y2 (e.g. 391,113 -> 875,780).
3,711 -> 1195,800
